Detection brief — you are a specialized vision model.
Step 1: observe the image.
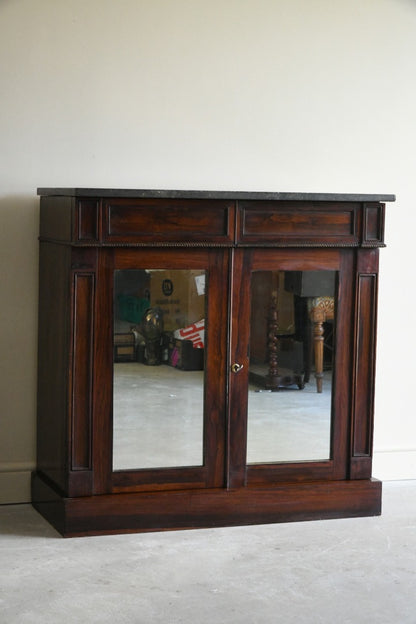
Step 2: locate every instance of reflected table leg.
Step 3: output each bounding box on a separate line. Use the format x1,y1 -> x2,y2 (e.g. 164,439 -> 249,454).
310,297 -> 335,393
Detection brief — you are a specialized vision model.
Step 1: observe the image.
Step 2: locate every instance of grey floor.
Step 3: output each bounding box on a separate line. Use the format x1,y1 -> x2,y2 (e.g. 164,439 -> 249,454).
1,480 -> 415,623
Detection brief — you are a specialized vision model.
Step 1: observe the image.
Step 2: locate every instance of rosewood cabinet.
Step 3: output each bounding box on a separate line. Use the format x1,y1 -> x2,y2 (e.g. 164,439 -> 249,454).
32,188 -> 394,536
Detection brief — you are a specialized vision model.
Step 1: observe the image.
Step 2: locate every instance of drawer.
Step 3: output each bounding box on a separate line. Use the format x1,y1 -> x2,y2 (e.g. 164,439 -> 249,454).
102,198 -> 235,245
237,201 -> 360,246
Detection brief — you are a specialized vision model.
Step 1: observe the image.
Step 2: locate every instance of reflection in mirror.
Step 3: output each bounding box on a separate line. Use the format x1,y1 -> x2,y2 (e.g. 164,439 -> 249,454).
247,270 -> 337,464
112,269 -> 206,471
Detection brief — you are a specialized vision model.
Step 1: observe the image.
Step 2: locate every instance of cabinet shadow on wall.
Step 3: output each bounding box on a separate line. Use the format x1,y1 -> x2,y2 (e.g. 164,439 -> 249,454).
0,195 -> 40,504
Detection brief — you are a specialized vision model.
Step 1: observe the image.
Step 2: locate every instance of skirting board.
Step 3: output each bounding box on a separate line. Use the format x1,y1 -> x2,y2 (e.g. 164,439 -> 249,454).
373,449 -> 416,481
0,467 -> 33,504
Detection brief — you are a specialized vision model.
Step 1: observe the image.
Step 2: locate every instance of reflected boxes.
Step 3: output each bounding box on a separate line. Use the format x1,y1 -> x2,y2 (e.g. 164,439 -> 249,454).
168,338 -> 204,371
150,270 -> 205,332
114,332 -> 136,362
113,271 -> 206,358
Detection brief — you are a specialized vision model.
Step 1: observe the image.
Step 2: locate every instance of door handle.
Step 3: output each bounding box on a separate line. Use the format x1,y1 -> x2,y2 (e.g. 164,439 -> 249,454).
231,362 -> 244,373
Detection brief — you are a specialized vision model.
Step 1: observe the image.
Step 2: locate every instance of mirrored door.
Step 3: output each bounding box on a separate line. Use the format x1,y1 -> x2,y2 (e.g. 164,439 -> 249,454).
113,268 -> 206,471
228,248 -> 351,487
109,248 -> 228,492
247,269 -> 337,464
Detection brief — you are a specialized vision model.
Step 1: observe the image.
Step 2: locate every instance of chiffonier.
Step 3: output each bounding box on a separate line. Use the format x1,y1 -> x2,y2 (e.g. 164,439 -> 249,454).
32,188 -> 394,536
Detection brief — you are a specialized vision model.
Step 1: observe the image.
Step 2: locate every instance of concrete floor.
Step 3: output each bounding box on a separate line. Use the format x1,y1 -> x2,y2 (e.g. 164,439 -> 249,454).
1,481 -> 415,623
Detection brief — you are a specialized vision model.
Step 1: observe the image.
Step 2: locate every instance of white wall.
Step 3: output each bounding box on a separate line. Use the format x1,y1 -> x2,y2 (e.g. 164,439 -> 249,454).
1,0 -> 415,503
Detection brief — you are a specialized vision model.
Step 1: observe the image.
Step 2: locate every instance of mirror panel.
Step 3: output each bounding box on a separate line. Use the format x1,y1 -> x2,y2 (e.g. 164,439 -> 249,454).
247,270 -> 337,464
112,269 -> 206,471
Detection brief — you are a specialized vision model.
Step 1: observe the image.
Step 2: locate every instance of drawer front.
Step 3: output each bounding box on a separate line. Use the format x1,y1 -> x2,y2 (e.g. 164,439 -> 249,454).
237,201 -> 360,246
102,198 -> 235,245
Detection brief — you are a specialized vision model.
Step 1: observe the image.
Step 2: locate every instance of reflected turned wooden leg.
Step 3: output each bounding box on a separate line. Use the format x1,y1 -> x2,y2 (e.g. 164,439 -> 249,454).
309,297 -> 334,393
313,318 -> 324,393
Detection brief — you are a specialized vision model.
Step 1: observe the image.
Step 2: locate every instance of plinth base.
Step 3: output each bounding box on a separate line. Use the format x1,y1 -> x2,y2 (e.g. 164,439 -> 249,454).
32,472 -> 382,537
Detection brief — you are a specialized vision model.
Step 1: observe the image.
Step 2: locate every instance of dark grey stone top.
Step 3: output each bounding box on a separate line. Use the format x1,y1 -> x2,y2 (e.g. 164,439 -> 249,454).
37,188 -> 395,202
